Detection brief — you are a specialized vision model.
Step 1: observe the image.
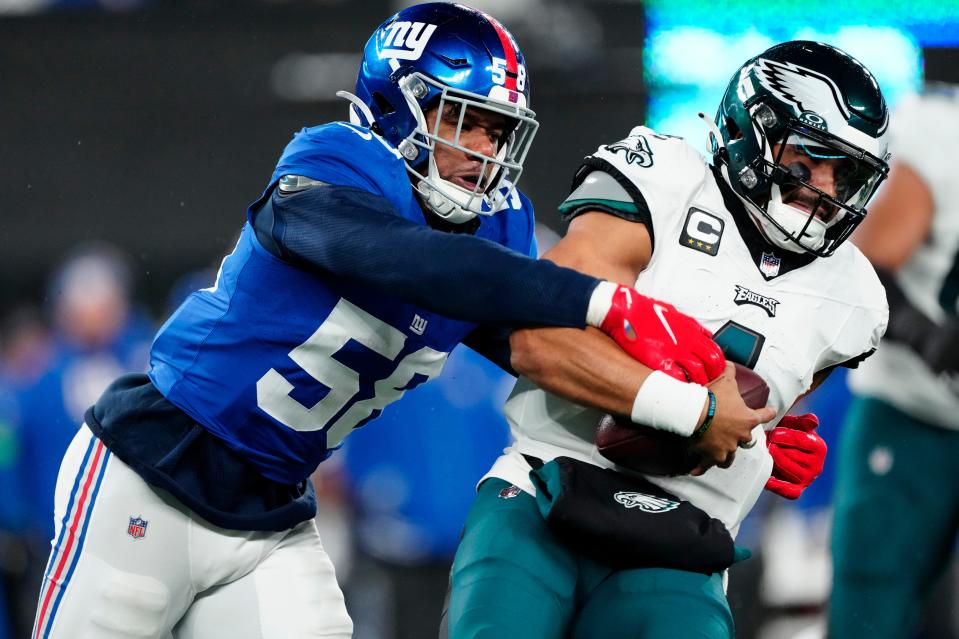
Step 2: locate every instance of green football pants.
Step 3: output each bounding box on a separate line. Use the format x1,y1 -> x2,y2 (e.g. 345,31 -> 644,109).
830,396 -> 959,639
445,478 -> 733,639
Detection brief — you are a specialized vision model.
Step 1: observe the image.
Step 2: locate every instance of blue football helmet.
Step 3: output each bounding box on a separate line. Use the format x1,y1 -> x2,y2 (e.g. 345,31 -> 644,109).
343,2 -> 538,223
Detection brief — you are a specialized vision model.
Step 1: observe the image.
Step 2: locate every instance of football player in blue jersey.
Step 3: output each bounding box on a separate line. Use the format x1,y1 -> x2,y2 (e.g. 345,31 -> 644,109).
30,4 -> 761,637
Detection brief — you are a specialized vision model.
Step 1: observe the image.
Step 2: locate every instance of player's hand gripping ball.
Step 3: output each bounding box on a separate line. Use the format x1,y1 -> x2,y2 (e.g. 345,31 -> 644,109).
595,363 -> 769,475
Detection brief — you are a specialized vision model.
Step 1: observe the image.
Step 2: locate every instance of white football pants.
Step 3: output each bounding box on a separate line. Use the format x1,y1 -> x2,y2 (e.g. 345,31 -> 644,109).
32,424 -> 353,639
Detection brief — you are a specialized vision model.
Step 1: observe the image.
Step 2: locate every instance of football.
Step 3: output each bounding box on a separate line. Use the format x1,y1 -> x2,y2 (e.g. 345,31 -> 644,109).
594,363 -> 770,476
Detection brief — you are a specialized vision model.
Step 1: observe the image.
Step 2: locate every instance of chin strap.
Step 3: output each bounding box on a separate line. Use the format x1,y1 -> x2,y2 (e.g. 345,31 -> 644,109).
698,112 -> 726,156
765,188 -> 827,253
415,179 -> 479,225
336,91 -> 376,128
716,161 -> 801,254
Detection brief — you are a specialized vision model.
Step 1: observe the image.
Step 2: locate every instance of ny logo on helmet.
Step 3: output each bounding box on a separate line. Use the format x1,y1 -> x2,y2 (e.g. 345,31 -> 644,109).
380,21 -> 438,61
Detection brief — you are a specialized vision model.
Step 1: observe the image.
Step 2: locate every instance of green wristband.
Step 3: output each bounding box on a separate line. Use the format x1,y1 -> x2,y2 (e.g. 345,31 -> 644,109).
694,390 -> 716,439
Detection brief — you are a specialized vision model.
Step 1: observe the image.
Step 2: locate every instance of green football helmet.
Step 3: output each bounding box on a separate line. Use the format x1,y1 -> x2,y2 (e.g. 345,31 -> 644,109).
712,41 -> 890,256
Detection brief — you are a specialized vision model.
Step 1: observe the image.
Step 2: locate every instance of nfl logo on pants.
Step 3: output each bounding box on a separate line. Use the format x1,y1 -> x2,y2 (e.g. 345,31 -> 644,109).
128,516 -> 148,540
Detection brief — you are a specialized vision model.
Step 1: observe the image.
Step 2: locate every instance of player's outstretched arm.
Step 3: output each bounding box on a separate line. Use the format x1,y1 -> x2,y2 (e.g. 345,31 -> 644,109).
539,210 -> 725,384
255,184 -> 724,385
254,184 -> 600,329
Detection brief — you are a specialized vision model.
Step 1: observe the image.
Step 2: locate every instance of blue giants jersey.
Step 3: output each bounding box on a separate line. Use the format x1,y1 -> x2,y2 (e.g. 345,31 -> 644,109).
148,122 -> 536,485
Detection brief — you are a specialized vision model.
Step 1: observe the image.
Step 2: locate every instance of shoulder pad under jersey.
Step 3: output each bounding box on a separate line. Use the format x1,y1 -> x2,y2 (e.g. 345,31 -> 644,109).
271,122 -> 408,198
563,127 -> 711,246
590,126 -> 709,209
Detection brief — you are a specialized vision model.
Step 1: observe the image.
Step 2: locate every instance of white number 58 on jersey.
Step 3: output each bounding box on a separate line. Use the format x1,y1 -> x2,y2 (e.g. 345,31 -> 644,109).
256,299 -> 447,447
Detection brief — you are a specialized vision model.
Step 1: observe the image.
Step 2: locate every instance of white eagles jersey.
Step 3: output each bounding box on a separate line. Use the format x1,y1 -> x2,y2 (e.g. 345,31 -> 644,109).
850,91 -> 959,430
485,126 -> 887,536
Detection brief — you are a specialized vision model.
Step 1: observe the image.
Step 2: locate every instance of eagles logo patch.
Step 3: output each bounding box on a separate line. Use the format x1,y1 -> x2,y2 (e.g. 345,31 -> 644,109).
614,491 -> 680,513
498,485 -> 521,499
606,135 -> 654,167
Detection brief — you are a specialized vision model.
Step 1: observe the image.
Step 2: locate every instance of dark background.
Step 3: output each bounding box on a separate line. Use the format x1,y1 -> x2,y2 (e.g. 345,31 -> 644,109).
3,3 -> 959,638
0,1 -> 646,311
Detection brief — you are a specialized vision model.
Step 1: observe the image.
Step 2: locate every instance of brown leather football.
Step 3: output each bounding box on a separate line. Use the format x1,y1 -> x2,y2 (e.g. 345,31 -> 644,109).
594,362 -> 770,476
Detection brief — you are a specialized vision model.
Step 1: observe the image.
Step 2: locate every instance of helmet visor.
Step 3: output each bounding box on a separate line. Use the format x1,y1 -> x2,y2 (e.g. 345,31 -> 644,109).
777,132 -> 886,214
763,125 -> 887,231
745,106 -> 890,256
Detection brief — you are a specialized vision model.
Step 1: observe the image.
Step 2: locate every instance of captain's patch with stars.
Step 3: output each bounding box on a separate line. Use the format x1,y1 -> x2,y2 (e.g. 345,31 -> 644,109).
679,208 -> 724,256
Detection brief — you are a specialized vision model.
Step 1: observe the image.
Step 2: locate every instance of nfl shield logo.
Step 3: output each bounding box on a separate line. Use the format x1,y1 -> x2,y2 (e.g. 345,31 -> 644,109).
127,516 -> 148,540
760,252 -> 781,278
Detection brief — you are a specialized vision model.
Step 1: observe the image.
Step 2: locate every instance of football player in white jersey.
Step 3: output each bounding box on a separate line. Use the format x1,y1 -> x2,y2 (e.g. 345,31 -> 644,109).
444,41 -> 891,639
830,88 -> 959,639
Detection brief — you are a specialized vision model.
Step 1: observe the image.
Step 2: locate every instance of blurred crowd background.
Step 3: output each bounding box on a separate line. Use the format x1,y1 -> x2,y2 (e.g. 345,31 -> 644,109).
2,1 -> 959,638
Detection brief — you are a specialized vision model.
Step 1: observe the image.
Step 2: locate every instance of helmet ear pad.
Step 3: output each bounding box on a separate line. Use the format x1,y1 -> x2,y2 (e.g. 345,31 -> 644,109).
721,110 -> 770,201
716,102 -> 813,251
726,106 -> 798,203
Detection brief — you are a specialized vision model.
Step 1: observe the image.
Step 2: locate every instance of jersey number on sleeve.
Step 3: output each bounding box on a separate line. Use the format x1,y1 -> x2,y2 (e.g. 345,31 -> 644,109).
255,298 -> 447,447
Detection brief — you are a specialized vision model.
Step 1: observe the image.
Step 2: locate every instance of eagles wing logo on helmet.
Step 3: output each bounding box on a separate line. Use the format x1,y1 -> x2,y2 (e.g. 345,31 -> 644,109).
755,58 -> 851,125
613,491 -> 680,513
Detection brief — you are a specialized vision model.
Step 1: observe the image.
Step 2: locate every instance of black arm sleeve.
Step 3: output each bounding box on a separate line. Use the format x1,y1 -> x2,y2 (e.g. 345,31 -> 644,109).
877,268 -> 959,373
251,184 -> 600,328
877,268 -> 937,350
462,325 -> 516,375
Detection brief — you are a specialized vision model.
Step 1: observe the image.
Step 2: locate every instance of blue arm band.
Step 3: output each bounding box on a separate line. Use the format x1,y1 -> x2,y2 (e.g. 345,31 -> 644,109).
251,184 -> 599,328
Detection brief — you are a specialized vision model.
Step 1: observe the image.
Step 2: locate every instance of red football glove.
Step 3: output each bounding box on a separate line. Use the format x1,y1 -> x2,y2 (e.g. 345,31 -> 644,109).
597,285 -> 725,385
764,413 -> 827,500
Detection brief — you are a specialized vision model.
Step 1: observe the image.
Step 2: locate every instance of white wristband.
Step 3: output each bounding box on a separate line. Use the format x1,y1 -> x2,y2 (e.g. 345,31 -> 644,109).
631,370 -> 709,437
586,280 -> 619,328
